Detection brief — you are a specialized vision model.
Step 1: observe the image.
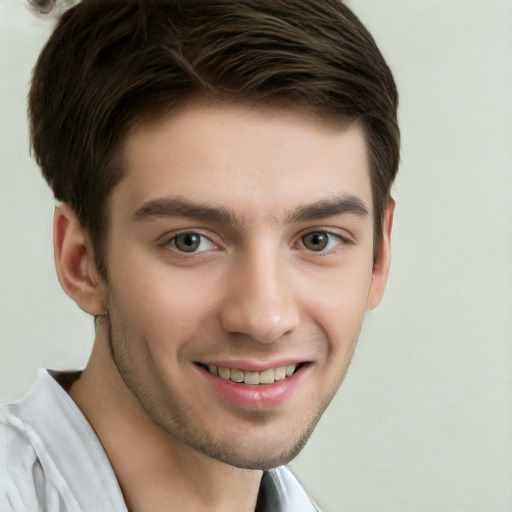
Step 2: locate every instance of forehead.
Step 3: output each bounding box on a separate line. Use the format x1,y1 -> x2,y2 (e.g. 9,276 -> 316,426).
114,103 -> 372,222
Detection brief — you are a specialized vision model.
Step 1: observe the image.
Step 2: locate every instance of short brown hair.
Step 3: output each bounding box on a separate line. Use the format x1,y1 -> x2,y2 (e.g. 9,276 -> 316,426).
29,0 -> 399,275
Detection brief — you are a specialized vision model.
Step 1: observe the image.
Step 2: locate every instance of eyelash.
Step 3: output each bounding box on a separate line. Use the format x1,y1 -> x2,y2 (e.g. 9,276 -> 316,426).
165,232 -> 217,254
297,230 -> 350,254
162,229 -> 351,255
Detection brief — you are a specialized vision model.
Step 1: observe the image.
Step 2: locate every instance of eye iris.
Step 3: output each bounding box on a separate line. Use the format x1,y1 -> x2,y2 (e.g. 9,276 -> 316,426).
175,233 -> 200,252
303,232 -> 328,251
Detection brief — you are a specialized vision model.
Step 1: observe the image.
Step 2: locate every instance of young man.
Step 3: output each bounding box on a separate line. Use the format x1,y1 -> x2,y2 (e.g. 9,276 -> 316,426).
1,1 -> 399,511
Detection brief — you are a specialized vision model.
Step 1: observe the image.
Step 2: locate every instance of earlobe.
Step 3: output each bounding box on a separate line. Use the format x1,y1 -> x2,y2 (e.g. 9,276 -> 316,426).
53,204 -> 106,316
367,199 -> 395,311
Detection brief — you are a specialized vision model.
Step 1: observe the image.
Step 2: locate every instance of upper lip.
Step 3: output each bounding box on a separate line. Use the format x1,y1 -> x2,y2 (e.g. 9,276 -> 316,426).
196,359 -> 309,372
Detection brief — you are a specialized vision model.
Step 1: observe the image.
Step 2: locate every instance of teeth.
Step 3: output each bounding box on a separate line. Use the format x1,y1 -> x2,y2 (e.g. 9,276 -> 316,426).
259,368 -> 275,384
205,363 -> 298,385
274,367 -> 286,381
230,368 -> 244,383
244,371 -> 260,385
218,366 -> 230,380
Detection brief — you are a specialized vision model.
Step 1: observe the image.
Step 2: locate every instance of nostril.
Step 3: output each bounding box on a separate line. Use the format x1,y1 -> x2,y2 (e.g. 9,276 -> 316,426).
221,301 -> 300,344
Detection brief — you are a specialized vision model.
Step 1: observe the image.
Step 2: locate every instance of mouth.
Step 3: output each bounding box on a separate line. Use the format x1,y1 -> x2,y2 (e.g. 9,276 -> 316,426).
195,362 -> 306,385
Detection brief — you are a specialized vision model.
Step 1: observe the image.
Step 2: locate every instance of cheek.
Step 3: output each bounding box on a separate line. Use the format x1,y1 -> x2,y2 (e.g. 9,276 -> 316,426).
306,265 -> 373,347
106,250 -> 220,349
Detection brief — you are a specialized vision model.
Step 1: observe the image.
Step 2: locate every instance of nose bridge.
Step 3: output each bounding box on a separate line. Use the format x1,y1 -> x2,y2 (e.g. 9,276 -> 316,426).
220,243 -> 300,343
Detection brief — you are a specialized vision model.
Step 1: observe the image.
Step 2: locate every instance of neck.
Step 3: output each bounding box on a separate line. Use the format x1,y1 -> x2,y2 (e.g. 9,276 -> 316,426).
69,321 -> 263,512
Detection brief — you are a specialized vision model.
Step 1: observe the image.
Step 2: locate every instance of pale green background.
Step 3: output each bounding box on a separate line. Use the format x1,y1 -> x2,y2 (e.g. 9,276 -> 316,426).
1,1 -> 511,510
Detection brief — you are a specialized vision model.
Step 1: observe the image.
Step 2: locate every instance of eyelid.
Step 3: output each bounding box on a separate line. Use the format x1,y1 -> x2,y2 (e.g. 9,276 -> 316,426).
158,229 -> 220,253
297,228 -> 354,252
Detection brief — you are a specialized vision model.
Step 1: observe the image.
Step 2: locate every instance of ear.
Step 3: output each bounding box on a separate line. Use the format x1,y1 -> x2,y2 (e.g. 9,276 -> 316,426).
53,204 -> 106,316
367,199 -> 395,311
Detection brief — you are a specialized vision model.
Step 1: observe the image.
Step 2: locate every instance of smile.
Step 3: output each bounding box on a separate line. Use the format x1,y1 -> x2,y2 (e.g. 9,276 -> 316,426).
196,363 -> 300,385
195,361 -> 309,409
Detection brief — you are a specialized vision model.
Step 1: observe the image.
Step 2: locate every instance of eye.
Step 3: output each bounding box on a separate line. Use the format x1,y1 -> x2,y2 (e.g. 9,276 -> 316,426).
301,231 -> 343,253
170,232 -> 216,253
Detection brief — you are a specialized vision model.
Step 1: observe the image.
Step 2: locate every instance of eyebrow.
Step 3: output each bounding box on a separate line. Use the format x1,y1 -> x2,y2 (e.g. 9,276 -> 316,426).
133,195 -> 370,226
286,196 -> 370,223
134,197 -> 240,225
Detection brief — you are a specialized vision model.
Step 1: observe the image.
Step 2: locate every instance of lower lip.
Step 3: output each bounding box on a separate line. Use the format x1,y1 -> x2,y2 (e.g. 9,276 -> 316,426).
197,364 -> 308,409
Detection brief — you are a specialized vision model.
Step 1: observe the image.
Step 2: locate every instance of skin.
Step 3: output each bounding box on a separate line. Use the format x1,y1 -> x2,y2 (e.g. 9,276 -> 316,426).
54,103 -> 393,512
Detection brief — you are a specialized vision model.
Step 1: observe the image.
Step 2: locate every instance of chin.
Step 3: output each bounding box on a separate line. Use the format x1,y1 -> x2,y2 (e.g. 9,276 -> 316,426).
207,441 -> 307,471
180,413 -> 321,471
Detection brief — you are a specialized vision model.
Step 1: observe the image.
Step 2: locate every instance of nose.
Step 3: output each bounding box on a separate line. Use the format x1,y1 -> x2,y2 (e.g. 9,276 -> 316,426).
220,250 -> 300,344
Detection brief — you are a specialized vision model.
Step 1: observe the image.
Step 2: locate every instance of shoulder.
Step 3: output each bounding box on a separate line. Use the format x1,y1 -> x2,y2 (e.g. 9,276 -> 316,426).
0,401 -> 83,512
0,371 -> 126,512
0,406 -> 49,512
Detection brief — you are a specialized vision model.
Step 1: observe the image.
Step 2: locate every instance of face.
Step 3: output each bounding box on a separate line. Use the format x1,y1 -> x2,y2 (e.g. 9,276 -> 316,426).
101,104 -> 390,470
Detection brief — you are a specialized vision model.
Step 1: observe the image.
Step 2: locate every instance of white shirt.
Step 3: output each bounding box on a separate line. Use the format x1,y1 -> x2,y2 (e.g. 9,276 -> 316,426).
0,370 -> 320,512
